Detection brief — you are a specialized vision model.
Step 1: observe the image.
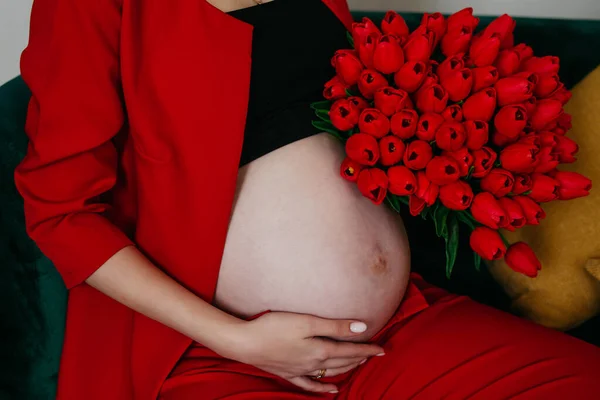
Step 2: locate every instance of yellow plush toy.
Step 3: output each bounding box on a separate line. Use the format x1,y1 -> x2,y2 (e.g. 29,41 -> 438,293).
489,66 -> 600,330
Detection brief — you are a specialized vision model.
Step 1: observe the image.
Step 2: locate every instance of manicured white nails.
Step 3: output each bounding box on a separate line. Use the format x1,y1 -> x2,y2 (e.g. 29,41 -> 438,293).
350,322 -> 367,333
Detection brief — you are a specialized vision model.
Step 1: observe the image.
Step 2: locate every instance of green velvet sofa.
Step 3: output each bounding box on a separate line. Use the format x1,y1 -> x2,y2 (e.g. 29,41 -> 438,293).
2,11 -> 600,400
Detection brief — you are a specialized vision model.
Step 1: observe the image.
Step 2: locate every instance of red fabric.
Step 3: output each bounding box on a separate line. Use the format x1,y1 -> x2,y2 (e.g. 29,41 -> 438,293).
15,1 -> 353,399
160,274 -> 600,400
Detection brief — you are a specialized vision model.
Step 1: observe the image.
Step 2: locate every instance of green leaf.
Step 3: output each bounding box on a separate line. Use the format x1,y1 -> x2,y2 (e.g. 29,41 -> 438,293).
312,120 -> 343,141
345,88 -> 356,97
456,211 -> 476,230
445,214 -> 460,279
474,252 -> 482,272
466,165 -> 475,180
397,196 -> 409,205
385,194 -> 401,213
346,31 -> 355,48
421,206 -> 430,220
315,109 -> 331,123
310,100 -> 332,111
433,205 -> 450,238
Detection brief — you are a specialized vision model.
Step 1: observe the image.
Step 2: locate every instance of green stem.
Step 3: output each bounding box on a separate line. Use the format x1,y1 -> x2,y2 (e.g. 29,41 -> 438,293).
498,230 -> 511,249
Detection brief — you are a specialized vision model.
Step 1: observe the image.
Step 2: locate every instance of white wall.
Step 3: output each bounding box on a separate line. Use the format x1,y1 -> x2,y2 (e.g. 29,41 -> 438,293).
1,0 -> 599,85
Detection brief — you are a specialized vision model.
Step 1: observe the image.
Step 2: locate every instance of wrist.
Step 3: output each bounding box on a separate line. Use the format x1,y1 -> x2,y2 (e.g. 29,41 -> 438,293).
190,311 -> 251,359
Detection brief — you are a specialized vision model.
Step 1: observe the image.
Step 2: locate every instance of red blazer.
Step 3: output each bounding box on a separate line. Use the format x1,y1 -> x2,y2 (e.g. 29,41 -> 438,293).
15,0 -> 353,399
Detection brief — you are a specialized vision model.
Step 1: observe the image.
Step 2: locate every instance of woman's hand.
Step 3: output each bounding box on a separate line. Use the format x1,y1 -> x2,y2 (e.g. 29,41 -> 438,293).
219,312 -> 385,393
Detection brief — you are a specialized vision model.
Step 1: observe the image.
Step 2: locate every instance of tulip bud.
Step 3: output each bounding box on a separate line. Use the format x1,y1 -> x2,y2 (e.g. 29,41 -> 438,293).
425,156 -> 461,185
495,49 -> 521,77
323,76 -> 349,101
554,136 -> 578,163
470,227 -> 507,261
439,180 -> 474,210
481,168 -> 515,197
463,88 -> 497,121
464,120 -> 489,150
391,109 -> 419,139
415,170 -> 439,206
512,174 -> 533,195
513,43 -> 534,63
394,61 -> 427,93
535,74 -> 561,98
352,17 -> 381,47
483,14 -> 516,43
332,50 -> 364,86
388,166 -> 418,196
403,140 -> 434,170
494,105 -> 528,139
505,242 -> 542,277
437,54 -> 465,79
409,195 -> 426,216
358,108 -> 390,138
357,70 -> 388,100
470,192 -> 510,229
471,66 -> 499,92
441,105 -> 464,122
530,99 -> 564,132
513,196 -> 546,225
441,25 -> 473,57
500,143 -> 540,173
421,12 -> 447,46
495,77 -> 534,107
381,11 -> 409,38
533,147 -> 559,174
528,173 -> 560,202
373,34 -> 405,74
403,25 -> 436,62
443,147 -> 473,176
374,87 -> 410,117
329,98 -> 360,131
379,135 -> 405,166
416,113 -> 446,141
554,171 -> 592,200
340,157 -> 363,182
471,146 -> 497,178
469,35 -> 501,67
345,133 -> 380,166
416,84 -> 449,113
357,168 -> 388,205
435,121 -> 466,151
498,197 -> 526,231
522,56 -> 560,76
440,68 -> 473,102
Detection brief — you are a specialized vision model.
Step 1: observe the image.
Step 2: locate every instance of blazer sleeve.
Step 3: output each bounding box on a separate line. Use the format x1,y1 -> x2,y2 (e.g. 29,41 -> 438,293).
14,0 -> 134,289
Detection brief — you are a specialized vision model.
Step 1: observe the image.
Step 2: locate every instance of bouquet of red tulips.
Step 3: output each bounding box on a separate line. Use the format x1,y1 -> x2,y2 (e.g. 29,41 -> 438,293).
312,8 -> 592,278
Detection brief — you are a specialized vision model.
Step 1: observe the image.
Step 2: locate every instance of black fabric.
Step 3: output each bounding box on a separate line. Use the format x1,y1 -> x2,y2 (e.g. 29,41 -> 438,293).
229,0 -> 348,166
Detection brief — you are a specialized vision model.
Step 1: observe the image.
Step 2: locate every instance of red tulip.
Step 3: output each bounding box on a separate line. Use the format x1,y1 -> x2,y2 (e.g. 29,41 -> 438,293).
535,74 -> 561,98
531,99 -> 564,132
522,56 -> 560,76
469,35 -> 501,67
403,140 -> 433,170
471,66 -> 499,92
352,17 -> 381,47
463,88 -> 497,121
554,136 -> 579,164
554,171 -> 592,200
441,25 -> 473,57
435,121 -> 466,151
520,96 -> 537,116
329,98 -> 360,131
358,108 -> 390,139
517,133 -> 541,148
415,171 -> 440,206
470,227 -> 507,261
394,61 -> 427,93
323,76 -> 349,101
554,113 -> 572,135
439,180 -> 474,210
356,32 -> 378,69
495,49 -> 521,77
390,109 -> 418,139
345,133 -> 380,166
501,31 -> 515,50
464,120 -> 489,150
528,173 -> 560,202
512,174 -> 533,195
495,77 -> 534,107
483,14 -> 516,43
513,196 -> 546,225
340,157 -> 363,183
416,113 -> 445,141
533,147 -> 559,174
357,69 -> 388,100
492,131 -> 518,148
437,54 -> 464,78
426,156 -> 461,185
403,25 -> 436,62
500,143 -> 540,173
388,166 -> 417,196
409,195 -> 426,216
494,105 -> 528,139
373,34 -> 405,74
381,11 -> 409,38
470,192 -> 509,229
357,168 -> 388,205
505,242 -> 542,277
332,50 -> 364,86
379,136 -> 405,166
481,168 -> 515,197
421,70 -> 439,89
548,86 -> 572,105
374,87 -> 410,117
416,84 -> 448,113
441,105 -> 464,122
498,197 -> 526,231
513,43 -> 534,63
421,12 -> 447,45
447,8 -> 480,32
443,147 -> 474,176
471,146 -> 498,178
537,131 -> 558,147
440,68 -> 473,102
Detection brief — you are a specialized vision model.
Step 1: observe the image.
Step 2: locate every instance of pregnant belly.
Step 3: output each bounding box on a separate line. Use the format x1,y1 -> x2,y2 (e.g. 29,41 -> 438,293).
214,134 -> 411,340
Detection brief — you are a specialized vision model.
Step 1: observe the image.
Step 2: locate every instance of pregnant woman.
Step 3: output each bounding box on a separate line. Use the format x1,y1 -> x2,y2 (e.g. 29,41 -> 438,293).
16,0 -> 600,399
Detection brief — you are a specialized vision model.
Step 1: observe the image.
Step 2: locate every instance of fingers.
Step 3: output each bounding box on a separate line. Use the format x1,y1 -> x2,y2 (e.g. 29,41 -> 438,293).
309,361 -> 364,378
287,377 -> 338,394
322,341 -> 385,359
321,356 -> 366,369
306,316 -> 369,338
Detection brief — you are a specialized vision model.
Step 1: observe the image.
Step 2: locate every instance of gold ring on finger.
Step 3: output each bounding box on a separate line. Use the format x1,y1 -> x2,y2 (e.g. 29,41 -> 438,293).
315,368 -> 327,379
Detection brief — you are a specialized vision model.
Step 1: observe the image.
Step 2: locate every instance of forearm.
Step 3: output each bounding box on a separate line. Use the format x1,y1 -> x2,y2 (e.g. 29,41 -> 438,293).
86,246 -> 242,351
